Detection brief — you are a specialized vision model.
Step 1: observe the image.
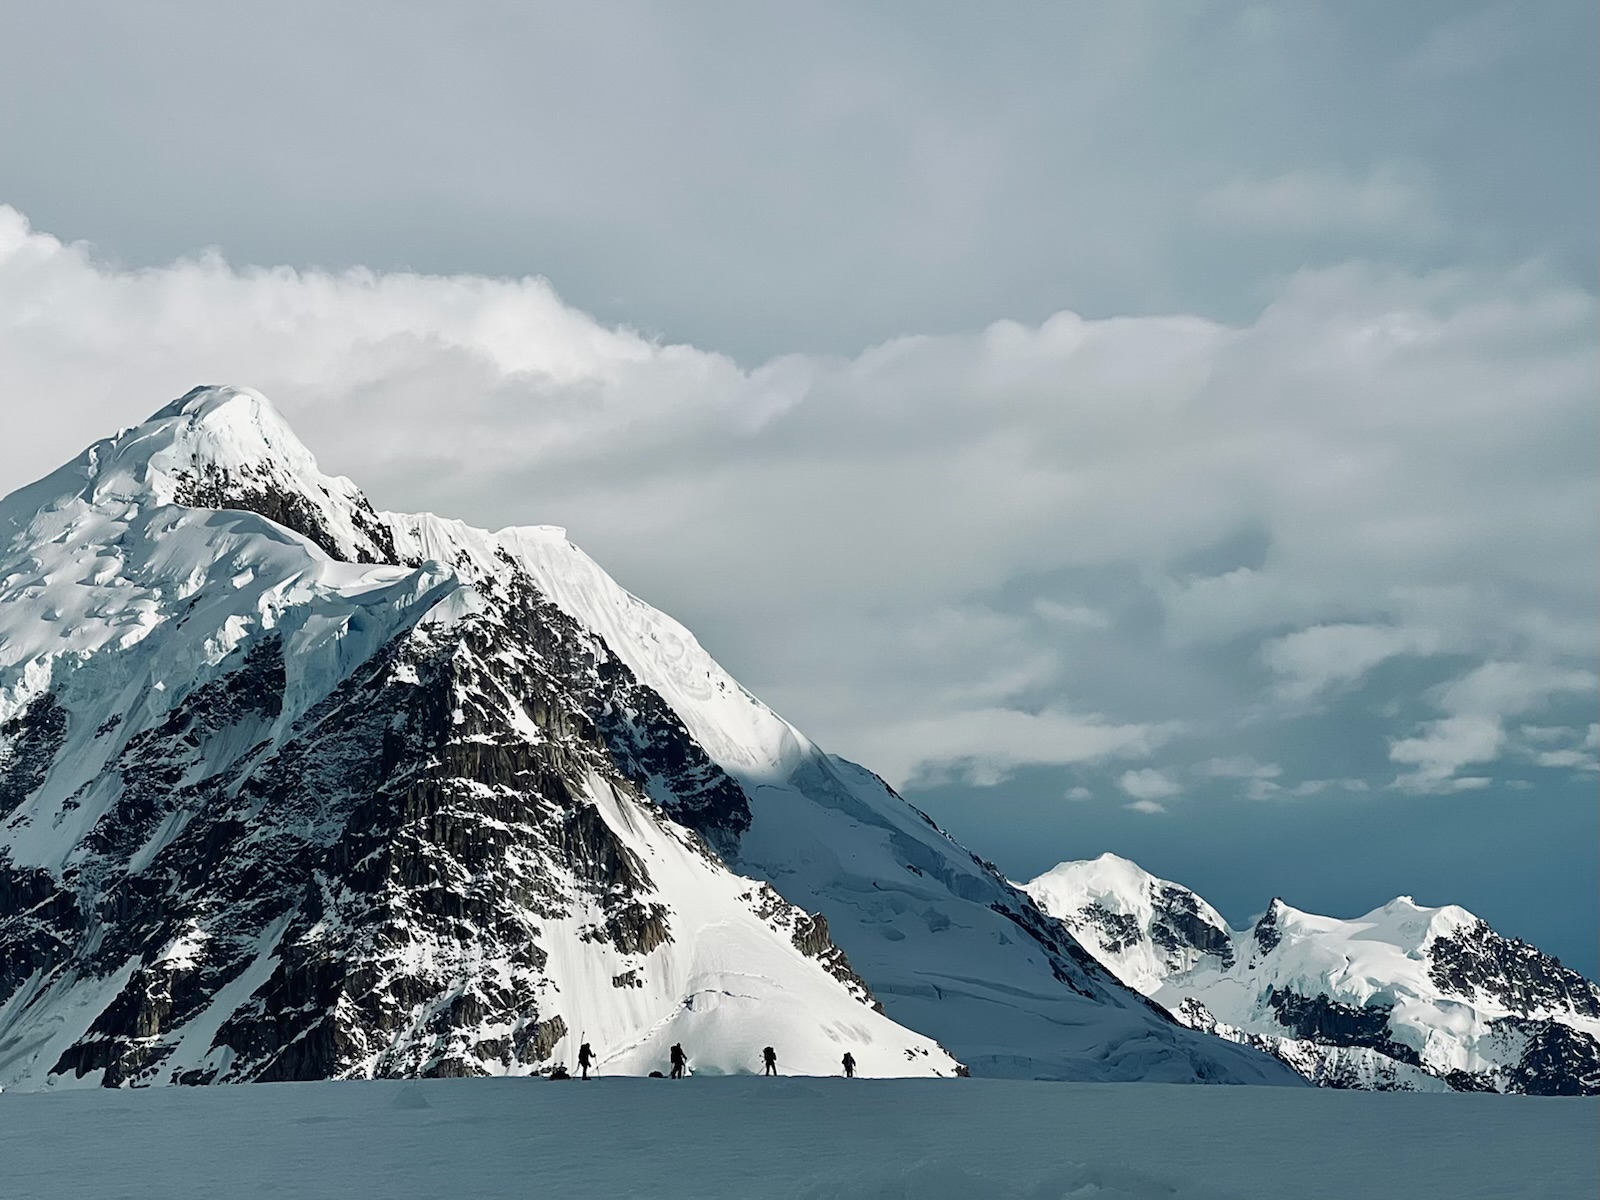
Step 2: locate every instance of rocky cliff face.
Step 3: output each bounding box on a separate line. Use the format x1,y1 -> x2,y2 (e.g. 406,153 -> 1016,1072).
1024,855 -> 1600,1095
0,387 -> 1297,1089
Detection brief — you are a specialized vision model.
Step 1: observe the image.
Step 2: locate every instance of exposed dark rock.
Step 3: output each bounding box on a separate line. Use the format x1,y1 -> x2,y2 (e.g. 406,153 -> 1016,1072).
173,462 -> 399,565
0,855 -> 84,1008
1496,1017 -> 1600,1096
1073,905 -> 1141,956
1429,920 -> 1600,1019
1253,904 -> 1283,954
4,579 -> 708,1084
593,659 -> 752,858
1445,1068 -> 1498,1093
582,902 -> 673,957
1150,885 -> 1233,967
1265,988 -> 1420,1068
0,692 -> 68,820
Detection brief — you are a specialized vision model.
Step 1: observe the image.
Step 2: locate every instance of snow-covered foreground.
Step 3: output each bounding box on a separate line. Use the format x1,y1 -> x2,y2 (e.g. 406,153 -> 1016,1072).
1,1078 -> 1592,1200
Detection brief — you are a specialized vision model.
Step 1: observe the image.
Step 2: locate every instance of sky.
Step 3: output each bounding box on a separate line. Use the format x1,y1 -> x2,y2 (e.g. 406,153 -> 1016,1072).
1,1 -> 1596,973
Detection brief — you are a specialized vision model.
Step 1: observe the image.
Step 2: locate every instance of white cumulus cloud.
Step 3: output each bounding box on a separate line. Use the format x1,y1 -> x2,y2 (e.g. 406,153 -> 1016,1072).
1261,623 -> 1442,703
1117,769 -> 1181,804
1390,663 -> 1598,792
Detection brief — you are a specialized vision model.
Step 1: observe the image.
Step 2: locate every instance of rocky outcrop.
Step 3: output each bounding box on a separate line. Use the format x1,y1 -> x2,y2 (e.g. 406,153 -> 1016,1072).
1152,886 -> 1233,967
1429,919 -> 1600,1019
1264,988 -> 1421,1068
173,460 -> 400,566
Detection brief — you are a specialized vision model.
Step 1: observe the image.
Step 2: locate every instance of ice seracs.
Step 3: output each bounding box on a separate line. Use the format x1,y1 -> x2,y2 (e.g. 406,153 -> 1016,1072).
0,386 -> 1299,1090
1023,855 -> 1600,1094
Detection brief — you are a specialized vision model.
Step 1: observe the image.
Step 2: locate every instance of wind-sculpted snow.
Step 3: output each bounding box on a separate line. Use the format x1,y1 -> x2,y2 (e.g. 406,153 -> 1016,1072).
1025,854 -> 1600,1094
0,386 -> 1293,1089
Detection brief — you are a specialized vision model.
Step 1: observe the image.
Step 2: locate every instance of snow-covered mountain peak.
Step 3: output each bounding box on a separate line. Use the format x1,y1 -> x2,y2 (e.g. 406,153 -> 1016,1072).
1,387 -> 1301,1090
1020,856 -> 1233,995
1354,896 -> 1478,950
129,385 -> 319,485
1032,852 -> 1153,895
3,384 -> 398,571
1025,855 -> 1600,1094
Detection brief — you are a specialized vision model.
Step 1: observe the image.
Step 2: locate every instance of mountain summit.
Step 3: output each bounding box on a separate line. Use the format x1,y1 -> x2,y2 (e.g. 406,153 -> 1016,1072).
0,387 -> 1297,1088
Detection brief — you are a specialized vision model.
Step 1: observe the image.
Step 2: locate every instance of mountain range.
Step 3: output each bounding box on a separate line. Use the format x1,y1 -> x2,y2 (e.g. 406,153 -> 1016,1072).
1023,854 -> 1600,1095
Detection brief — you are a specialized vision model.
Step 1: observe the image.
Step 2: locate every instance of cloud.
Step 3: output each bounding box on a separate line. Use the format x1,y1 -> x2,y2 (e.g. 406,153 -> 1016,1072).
1124,799 -> 1169,815
0,206 -> 1594,797
1190,756 -> 1292,800
1193,756 -> 1281,780
1032,600 -> 1111,630
1516,722 -> 1600,772
1260,623 -> 1441,703
1434,661 -> 1595,719
860,708 -> 1172,790
1390,716 -> 1507,792
1201,163 -> 1444,241
1117,769 -> 1181,803
1531,748 -> 1598,771
1389,662 -> 1598,792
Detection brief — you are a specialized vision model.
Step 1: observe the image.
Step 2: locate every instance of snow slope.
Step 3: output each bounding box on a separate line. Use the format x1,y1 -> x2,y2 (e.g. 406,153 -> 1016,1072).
0,387 -> 1296,1088
0,1076 -> 1594,1200
1024,855 -> 1600,1094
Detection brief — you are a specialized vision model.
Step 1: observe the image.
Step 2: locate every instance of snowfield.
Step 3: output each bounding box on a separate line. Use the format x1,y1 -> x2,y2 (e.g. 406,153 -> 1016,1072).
0,1076 -> 1593,1200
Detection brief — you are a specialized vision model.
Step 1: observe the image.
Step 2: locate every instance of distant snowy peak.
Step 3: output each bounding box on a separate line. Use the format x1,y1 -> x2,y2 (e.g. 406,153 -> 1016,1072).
1024,857 -> 1600,1095
1021,853 -> 1232,995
